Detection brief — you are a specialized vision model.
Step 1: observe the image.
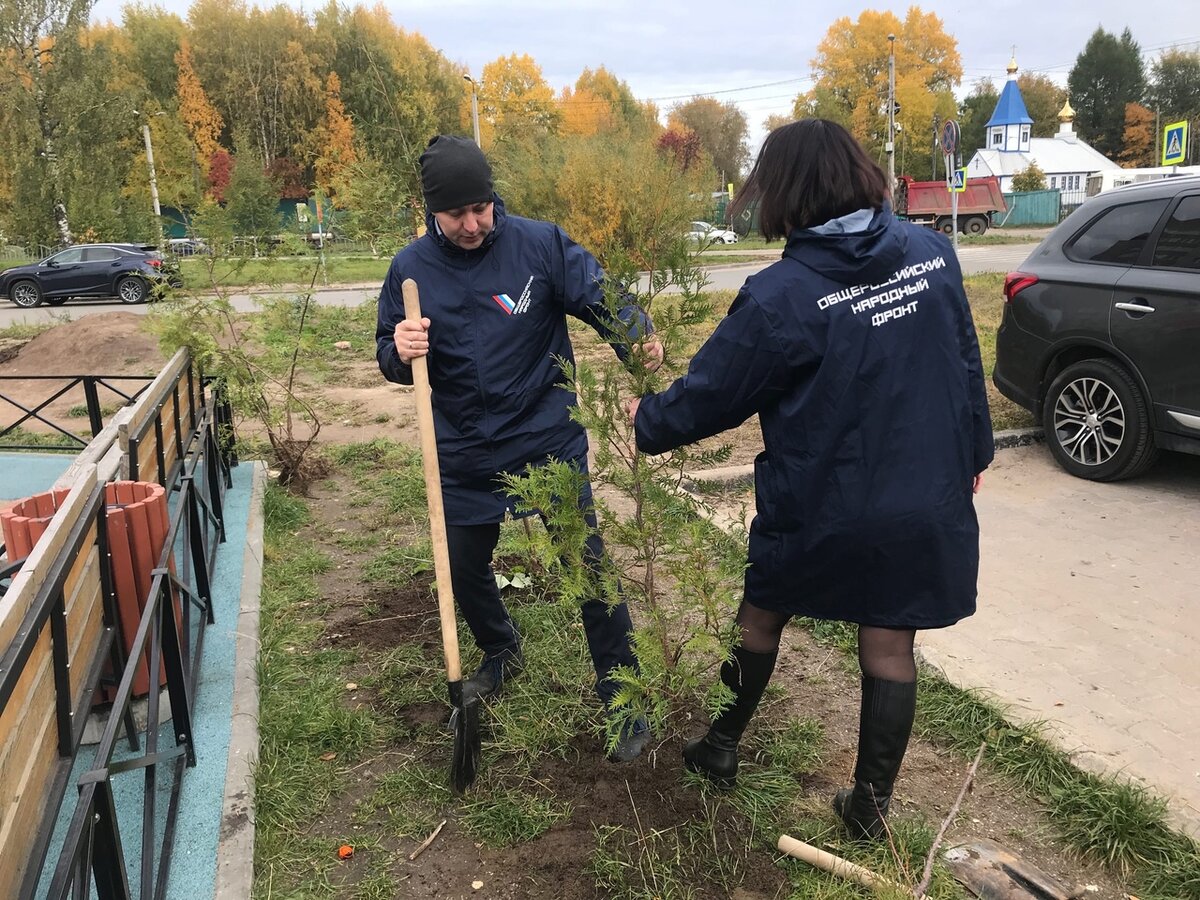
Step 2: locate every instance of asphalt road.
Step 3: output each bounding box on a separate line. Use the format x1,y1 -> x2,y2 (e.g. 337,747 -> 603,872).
0,241 -> 1036,328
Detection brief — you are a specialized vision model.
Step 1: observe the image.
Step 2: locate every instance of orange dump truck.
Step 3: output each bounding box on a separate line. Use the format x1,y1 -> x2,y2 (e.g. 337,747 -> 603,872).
895,175 -> 1007,235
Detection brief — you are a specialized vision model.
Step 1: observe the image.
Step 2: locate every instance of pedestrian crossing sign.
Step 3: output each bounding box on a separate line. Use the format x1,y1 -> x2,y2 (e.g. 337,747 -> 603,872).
950,167 -> 967,193
1163,121 -> 1187,166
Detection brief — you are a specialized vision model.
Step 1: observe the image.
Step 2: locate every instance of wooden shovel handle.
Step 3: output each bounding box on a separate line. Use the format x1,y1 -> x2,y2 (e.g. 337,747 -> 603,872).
777,835 -> 896,895
402,278 -> 461,682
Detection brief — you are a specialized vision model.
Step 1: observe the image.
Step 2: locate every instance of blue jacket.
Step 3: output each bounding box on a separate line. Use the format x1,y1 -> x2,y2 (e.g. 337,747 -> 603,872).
377,196 -> 647,525
634,209 -> 994,628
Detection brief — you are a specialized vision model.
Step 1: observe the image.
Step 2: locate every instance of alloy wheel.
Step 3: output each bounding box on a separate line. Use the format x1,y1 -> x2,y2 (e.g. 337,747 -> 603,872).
1052,377 -> 1126,467
118,278 -> 146,304
12,281 -> 40,307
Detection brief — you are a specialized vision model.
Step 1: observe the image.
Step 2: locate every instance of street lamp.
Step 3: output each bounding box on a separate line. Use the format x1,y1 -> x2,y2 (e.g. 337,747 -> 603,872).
463,73 -> 481,147
133,109 -> 165,241
887,34 -> 896,194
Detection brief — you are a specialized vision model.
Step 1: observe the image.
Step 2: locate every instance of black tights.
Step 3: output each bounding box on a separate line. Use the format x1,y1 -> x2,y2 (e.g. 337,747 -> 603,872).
733,601 -> 917,683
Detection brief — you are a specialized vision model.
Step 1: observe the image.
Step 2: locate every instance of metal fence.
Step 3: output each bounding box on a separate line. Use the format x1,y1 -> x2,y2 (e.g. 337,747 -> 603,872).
0,243 -> 60,263
0,375 -> 154,451
997,190 -> 1061,227
0,353 -> 235,899
44,416 -> 229,899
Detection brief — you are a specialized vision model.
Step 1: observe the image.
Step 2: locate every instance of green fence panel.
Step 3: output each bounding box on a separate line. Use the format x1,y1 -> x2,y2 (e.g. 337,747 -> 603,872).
997,190 -> 1061,227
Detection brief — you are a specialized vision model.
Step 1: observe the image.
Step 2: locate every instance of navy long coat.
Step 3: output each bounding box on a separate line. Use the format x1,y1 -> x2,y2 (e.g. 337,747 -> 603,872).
634,209 -> 993,628
377,197 -> 645,526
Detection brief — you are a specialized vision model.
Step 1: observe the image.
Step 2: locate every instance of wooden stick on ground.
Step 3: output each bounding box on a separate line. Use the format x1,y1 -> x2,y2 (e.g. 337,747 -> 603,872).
914,741 -> 987,898
408,819 -> 447,861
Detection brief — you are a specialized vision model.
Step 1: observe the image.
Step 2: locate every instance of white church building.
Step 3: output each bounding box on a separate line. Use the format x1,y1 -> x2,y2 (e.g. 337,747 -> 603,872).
966,56 -> 1120,209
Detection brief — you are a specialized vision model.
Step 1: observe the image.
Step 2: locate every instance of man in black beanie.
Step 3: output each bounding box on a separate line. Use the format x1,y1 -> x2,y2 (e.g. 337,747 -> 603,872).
376,135 -> 663,763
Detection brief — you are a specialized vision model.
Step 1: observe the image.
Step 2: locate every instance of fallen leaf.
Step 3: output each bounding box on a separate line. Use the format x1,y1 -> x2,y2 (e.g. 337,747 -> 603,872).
345,682 -> 358,691
319,752 -> 336,762
338,845 -> 354,860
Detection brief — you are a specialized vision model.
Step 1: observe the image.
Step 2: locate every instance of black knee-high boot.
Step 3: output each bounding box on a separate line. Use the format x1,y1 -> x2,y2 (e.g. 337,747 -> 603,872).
683,646 -> 778,789
833,676 -> 917,838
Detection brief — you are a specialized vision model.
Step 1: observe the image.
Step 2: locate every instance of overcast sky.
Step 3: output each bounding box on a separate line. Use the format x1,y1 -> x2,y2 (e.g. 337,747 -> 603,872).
91,0 -> 1199,152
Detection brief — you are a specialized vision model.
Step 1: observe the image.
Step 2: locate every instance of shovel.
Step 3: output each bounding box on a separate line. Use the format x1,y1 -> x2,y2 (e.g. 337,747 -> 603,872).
402,277 -> 481,794
943,839 -> 1076,899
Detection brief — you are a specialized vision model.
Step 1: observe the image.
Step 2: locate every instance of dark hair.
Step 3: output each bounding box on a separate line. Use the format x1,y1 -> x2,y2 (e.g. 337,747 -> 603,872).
732,119 -> 890,241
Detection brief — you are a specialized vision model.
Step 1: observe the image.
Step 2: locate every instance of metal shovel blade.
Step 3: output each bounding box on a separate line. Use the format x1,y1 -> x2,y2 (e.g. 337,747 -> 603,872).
943,839 -> 1074,900
448,680 -> 481,794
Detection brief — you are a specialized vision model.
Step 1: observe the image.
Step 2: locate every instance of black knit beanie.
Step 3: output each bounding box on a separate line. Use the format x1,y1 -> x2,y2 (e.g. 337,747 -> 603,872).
420,135 -> 494,213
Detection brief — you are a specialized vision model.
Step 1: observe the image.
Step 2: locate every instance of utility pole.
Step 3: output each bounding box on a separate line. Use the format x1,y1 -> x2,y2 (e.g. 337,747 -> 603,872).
932,113 -> 940,181
887,34 -> 897,194
134,110 -> 164,243
142,124 -> 162,221
463,74 -> 481,146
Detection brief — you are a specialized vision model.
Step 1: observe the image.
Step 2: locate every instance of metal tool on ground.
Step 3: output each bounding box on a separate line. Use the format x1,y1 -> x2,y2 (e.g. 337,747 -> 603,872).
402,277 -> 481,793
944,839 -> 1077,900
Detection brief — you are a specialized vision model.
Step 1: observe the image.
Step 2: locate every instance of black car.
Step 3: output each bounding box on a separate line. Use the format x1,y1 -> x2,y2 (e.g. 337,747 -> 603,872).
0,243 -> 181,308
995,175 -> 1200,481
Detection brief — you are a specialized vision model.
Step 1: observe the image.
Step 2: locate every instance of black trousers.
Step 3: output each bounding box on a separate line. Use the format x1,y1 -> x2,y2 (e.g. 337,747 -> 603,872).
444,513 -> 637,705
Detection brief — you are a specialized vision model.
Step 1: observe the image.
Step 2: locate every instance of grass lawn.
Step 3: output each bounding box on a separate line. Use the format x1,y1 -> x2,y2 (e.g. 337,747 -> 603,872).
703,231 -> 1042,253
962,272 -> 1037,431
178,255 -> 391,290
230,281 -> 1190,899
251,437 -> 1197,899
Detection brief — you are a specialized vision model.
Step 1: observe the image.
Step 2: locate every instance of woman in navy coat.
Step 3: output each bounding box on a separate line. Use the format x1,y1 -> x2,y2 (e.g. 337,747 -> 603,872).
628,119 -> 993,838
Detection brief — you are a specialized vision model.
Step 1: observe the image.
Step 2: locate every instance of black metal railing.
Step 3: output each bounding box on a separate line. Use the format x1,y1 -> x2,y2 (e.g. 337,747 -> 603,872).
0,362 -> 235,899
0,476 -> 134,897
35,397 -> 230,900
0,375 -> 154,451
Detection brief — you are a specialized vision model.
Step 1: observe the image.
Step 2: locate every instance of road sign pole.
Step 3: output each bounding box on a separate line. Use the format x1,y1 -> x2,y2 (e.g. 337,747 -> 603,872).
939,120 -> 962,251
951,177 -> 959,252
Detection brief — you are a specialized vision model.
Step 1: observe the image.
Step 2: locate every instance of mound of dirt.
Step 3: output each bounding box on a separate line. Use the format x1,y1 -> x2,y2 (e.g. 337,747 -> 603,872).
0,313 -> 168,433
0,312 -> 166,377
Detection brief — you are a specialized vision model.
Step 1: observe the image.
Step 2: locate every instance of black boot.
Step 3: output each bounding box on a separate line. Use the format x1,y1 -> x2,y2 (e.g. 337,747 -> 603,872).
683,647 -> 777,790
833,676 -> 917,839
463,643 -> 524,704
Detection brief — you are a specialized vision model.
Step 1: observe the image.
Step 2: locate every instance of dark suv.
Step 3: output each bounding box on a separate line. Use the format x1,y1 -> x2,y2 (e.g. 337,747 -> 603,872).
0,243 -> 181,308
995,175 -> 1200,481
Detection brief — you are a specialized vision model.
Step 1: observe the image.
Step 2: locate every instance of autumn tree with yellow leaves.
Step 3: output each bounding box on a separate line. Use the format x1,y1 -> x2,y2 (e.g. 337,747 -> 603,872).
313,71 -> 357,197
478,53 -> 560,146
1119,102 -> 1155,167
175,39 -> 224,181
796,7 -> 961,179
559,84 -> 615,137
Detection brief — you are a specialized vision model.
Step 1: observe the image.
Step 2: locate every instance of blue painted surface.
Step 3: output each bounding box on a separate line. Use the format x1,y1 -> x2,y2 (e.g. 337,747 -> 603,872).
0,452 -> 74,501
987,78 -> 1034,127
36,462 -> 254,898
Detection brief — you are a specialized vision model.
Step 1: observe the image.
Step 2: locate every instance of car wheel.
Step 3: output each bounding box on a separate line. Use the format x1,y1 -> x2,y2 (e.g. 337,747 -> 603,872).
1042,359 -> 1158,481
966,216 -> 988,235
117,276 -> 148,304
937,218 -> 954,235
10,280 -> 43,308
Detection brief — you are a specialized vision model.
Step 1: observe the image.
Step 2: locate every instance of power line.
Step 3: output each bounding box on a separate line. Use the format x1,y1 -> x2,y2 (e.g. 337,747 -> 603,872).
1020,36 -> 1200,75
645,76 -> 811,102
